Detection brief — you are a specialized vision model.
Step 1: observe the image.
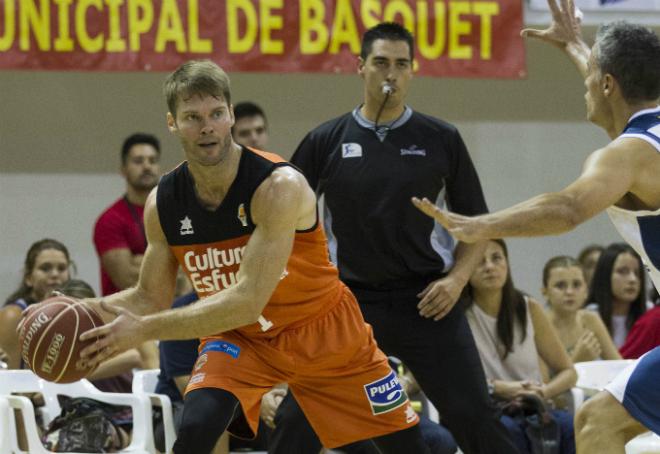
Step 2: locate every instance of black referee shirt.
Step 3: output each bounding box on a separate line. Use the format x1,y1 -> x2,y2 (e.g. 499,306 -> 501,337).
291,107 -> 488,290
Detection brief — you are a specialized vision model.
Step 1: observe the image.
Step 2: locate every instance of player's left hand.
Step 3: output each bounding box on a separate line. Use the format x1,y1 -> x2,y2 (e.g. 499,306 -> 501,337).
412,197 -> 487,243
417,275 -> 463,321
79,301 -> 146,369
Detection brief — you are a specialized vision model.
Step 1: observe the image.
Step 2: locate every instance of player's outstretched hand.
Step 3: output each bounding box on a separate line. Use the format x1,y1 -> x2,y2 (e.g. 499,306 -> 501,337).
412,197 -> 485,243
521,0 -> 583,49
79,301 -> 145,369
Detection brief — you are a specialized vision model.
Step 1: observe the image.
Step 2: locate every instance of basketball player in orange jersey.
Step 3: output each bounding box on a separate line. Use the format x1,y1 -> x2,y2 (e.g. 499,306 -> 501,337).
66,60 -> 428,454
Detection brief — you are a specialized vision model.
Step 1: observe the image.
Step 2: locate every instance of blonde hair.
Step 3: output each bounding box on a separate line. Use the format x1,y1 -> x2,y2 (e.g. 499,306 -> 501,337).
163,60 -> 231,118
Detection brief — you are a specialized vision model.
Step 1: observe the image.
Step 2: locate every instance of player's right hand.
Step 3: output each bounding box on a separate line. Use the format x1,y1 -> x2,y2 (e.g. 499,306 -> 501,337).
521,0 -> 583,49
411,197 -> 485,243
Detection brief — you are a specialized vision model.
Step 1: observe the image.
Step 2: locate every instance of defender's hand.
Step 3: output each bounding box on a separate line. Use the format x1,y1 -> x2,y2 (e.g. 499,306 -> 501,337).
521,0 -> 583,49
412,197 -> 486,243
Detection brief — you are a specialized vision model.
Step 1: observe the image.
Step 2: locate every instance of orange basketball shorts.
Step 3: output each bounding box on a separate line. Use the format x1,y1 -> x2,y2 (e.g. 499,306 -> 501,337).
185,286 -> 419,448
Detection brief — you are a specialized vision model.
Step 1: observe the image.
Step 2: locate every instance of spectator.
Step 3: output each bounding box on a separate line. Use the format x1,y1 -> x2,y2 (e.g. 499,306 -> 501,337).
543,256 -> 621,362
587,243 -> 647,348
465,240 -> 577,454
577,244 -> 604,289
0,239 -> 71,369
93,133 -> 161,296
232,101 -> 269,150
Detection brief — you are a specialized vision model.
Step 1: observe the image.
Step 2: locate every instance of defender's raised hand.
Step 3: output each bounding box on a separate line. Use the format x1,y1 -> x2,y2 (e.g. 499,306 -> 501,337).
521,0 -> 583,48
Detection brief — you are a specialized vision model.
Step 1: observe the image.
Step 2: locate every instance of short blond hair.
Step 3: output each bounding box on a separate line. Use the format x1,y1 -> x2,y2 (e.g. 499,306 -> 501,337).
163,60 -> 231,118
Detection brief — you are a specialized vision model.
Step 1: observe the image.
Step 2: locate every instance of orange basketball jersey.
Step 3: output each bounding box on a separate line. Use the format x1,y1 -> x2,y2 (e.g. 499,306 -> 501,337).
156,147 -> 343,338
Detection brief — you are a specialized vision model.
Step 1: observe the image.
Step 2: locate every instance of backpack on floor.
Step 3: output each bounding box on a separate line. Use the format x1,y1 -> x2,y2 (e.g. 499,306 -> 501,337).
42,396 -> 128,452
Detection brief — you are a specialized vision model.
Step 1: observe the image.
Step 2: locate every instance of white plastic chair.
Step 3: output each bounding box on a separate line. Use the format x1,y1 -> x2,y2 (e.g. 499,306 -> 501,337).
132,369 -> 176,454
0,369 -> 155,453
571,360 -> 636,409
574,360 -> 636,390
0,395 -> 15,453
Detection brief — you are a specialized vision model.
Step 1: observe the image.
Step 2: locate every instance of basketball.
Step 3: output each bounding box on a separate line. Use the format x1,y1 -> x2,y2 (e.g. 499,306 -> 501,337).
18,296 -> 104,383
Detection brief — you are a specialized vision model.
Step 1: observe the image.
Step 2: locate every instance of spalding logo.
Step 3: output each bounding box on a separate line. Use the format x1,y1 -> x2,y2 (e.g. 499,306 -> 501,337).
41,333 -> 65,374
21,312 -> 51,367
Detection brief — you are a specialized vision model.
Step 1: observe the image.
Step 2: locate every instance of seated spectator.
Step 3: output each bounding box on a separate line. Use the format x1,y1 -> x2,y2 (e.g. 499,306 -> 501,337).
542,256 -> 621,362
465,240 -> 577,454
587,243 -> 647,348
0,239 -> 72,369
620,288 -> 660,359
577,244 -> 604,290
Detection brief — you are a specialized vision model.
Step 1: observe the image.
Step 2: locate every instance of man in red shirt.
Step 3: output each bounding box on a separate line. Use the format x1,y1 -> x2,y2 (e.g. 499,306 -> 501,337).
232,102 -> 269,151
93,133 -> 161,296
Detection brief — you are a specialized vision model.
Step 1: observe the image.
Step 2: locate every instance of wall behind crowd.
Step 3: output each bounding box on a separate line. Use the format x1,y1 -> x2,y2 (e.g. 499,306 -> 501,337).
0,27 -> 626,301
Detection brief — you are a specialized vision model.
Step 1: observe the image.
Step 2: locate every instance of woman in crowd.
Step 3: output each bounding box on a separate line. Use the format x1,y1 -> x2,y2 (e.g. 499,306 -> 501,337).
0,239 -> 157,385
465,240 -> 577,454
0,239 -> 72,369
587,243 -> 647,348
543,256 -> 621,362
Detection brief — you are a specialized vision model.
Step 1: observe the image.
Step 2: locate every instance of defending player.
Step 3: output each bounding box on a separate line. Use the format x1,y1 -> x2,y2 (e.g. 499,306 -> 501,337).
412,1 -> 660,453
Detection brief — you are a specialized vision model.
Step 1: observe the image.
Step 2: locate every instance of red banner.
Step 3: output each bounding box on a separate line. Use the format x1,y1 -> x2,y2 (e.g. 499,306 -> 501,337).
0,0 -> 524,78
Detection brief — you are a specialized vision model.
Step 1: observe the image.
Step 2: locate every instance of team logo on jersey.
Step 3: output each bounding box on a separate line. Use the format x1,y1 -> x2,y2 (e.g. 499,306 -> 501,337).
363,370 -> 408,415
342,143 -> 363,158
237,203 -> 248,227
180,216 -> 194,235
400,145 -> 426,156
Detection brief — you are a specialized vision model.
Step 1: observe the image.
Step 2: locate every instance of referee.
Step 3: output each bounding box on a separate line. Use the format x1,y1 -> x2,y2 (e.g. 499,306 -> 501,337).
273,22 -> 519,454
